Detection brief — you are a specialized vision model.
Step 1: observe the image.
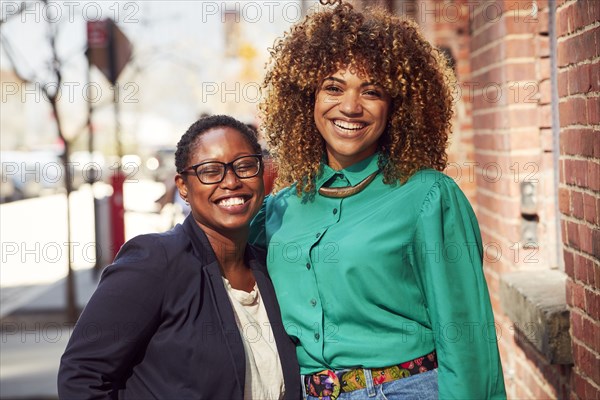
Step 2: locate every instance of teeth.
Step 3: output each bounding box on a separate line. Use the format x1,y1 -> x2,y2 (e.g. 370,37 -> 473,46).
334,120 -> 366,130
218,197 -> 245,207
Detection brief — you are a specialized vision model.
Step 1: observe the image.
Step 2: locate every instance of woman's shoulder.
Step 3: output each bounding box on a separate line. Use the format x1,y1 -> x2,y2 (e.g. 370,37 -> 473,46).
404,169 -> 472,212
113,224 -> 191,268
406,169 -> 465,195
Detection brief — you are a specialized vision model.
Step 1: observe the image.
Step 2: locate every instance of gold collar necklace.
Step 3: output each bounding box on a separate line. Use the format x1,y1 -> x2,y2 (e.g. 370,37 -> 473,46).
318,170 -> 380,198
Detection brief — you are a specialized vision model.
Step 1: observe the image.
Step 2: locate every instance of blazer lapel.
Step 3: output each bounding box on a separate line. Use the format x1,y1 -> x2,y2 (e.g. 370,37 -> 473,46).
182,216 -> 246,396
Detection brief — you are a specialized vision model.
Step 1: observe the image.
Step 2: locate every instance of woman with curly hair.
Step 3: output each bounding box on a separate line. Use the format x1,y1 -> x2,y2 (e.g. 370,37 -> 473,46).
251,2 -> 506,399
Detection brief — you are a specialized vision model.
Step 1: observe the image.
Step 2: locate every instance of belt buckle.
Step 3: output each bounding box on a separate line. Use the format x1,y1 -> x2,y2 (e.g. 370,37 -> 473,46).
306,370 -> 341,400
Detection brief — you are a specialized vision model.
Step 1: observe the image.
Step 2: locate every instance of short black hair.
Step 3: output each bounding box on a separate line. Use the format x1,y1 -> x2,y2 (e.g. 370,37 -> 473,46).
175,115 -> 261,173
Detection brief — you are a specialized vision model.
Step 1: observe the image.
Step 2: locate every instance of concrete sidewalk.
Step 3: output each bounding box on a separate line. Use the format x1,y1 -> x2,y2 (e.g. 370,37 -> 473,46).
0,268 -> 100,400
0,180 -> 177,399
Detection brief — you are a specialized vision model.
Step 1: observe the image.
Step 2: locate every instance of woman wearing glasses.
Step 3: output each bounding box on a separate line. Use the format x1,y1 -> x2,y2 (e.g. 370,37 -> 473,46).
58,115 -> 301,399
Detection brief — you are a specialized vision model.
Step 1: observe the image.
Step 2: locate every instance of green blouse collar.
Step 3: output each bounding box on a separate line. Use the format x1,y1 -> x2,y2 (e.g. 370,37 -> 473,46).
316,153 -> 381,189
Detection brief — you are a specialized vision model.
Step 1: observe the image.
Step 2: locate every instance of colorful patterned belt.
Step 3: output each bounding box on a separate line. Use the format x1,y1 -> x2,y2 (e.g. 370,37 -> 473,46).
304,351 -> 437,400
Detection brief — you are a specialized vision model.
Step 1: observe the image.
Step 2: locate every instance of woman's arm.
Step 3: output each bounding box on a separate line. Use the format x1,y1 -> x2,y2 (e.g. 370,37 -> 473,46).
57,235 -> 168,400
412,176 -> 506,399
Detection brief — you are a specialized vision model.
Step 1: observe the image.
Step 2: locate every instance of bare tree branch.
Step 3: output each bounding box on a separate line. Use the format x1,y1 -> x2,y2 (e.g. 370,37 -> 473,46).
0,1 -> 29,26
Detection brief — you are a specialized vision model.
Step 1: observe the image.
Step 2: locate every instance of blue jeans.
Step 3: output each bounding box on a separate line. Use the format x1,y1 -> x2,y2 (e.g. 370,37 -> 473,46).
303,369 -> 438,400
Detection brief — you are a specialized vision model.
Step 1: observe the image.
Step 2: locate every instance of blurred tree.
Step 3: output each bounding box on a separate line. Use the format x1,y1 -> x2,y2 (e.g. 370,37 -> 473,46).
1,0 -> 81,323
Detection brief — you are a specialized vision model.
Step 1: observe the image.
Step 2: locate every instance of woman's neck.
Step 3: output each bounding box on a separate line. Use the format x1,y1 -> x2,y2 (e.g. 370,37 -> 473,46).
204,230 -> 247,271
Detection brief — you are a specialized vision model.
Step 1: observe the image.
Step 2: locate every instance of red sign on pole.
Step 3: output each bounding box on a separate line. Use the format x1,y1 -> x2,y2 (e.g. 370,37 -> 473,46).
86,19 -> 132,84
109,172 -> 126,258
87,20 -> 108,47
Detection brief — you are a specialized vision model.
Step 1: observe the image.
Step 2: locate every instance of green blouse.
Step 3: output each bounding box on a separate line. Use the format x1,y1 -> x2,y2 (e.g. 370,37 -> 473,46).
250,153 -> 506,399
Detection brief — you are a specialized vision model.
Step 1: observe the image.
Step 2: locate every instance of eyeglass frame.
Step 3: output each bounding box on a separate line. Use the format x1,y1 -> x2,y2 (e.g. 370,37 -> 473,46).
180,154 -> 263,184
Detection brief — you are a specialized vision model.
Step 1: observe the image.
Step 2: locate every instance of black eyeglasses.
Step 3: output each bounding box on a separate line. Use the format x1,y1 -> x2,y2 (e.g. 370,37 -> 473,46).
181,154 -> 262,184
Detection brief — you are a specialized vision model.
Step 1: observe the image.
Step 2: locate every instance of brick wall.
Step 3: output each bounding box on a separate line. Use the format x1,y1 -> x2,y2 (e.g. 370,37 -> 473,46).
419,0 -> 478,205
466,1 -> 570,397
391,0 -> 599,397
557,0 -> 600,398
401,0 -> 596,398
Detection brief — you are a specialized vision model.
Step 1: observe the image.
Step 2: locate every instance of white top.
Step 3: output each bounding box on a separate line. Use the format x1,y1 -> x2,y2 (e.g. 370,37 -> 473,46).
222,277 -> 285,400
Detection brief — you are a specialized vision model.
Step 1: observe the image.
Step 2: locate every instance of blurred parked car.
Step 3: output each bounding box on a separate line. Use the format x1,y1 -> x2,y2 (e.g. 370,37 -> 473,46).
146,147 -> 176,183
1,150 -> 64,201
0,170 -> 20,202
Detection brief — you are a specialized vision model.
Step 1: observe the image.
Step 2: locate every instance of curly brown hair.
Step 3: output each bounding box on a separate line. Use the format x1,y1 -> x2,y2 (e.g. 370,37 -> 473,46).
259,2 -> 455,195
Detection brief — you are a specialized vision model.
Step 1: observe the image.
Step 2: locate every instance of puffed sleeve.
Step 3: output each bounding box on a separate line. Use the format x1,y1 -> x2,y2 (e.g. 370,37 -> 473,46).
411,177 -> 506,399
58,234 -> 168,399
249,195 -> 269,249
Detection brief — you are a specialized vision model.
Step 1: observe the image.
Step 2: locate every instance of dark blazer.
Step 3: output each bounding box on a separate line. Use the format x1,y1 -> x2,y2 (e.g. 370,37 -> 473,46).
58,215 -> 301,399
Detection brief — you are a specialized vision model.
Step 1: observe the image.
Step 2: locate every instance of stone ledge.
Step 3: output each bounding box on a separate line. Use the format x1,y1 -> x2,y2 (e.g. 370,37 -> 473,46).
500,270 -> 573,364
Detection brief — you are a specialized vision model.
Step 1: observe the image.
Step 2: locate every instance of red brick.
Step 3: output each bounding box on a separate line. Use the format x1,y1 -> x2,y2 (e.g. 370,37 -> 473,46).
538,103 -> 552,128
557,69 -> 569,97
566,277 -> 575,306
506,62 -> 536,82
510,130 -> 540,151
586,315 -> 600,355
588,0 -> 600,27
539,79 -> 551,104
537,8 -> 550,35
572,281 -> 587,310
504,8 -> 539,35
557,39 -> 571,68
564,159 -> 589,187
564,249 -> 575,277
536,35 -> 550,58
538,57 -> 551,82
557,2 -> 575,37
587,97 -> 600,125
505,37 -> 536,58
592,60 -> 600,92
580,225 -> 594,255
568,220 -> 581,249
514,380 -> 531,399
585,382 -> 600,400
471,19 -> 503,51
509,106 -> 538,127
560,129 -> 581,155
588,162 -> 600,191
593,229 -> 600,260
574,254 -> 589,283
573,372 -> 591,400
559,187 -> 571,214
583,193 -> 598,225
559,98 -> 588,126
471,44 -> 503,75
575,341 -> 600,386
585,289 -> 600,321
580,130 -> 598,158
567,222 -> 581,251
560,28 -> 600,66
572,190 -> 585,219
572,308 -> 584,337
593,259 -> 600,287
472,110 -> 503,130
568,63 -> 593,96
541,128 -> 553,152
